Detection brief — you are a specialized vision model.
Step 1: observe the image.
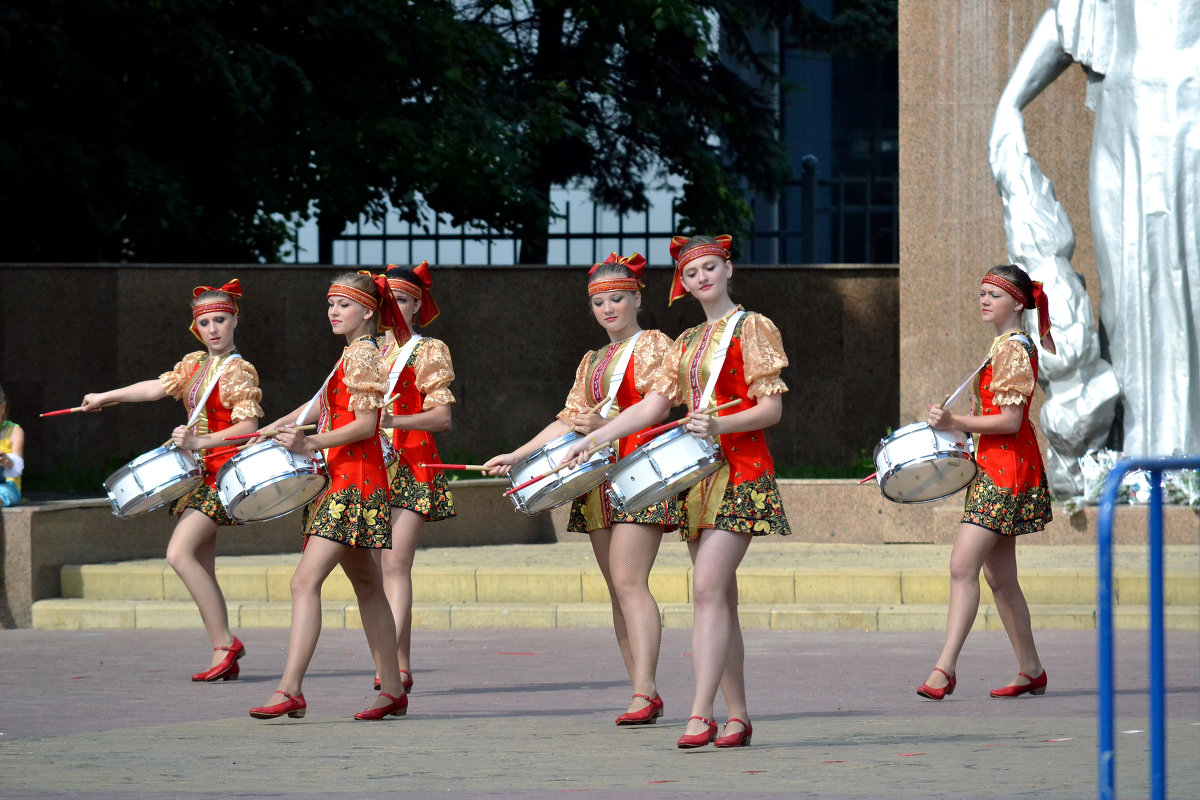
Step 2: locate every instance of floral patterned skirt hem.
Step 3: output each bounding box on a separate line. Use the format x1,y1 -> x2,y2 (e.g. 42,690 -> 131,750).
566,482 -> 680,533
169,482 -> 237,527
388,463 -> 456,521
680,470 -> 791,542
302,485 -> 392,548
960,469 -> 1053,537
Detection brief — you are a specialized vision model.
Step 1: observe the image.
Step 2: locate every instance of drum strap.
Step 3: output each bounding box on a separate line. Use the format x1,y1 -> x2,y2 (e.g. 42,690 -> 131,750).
183,353 -> 243,430
942,333 -> 1033,408
598,331 -> 641,417
695,311 -> 744,411
297,360 -> 343,427
385,335 -> 424,399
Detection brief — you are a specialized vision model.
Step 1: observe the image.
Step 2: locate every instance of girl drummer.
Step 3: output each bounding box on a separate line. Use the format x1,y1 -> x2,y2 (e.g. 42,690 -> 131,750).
373,262 -> 456,694
484,253 -> 679,726
563,236 -> 790,748
916,263 -> 1053,701
81,280 -> 262,682
249,271 -> 409,721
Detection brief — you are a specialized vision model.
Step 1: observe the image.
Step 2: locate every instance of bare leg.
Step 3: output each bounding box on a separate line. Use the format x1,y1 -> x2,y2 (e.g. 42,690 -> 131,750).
378,508 -> 424,676
259,536 -> 344,704
683,529 -> 751,736
982,536 -> 1044,685
341,547 -> 406,708
717,575 -> 748,736
606,523 -> 664,712
165,509 -> 233,667
923,523 -> 999,689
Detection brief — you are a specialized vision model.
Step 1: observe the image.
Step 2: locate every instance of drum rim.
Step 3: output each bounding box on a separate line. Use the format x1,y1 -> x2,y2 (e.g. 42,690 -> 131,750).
520,460 -> 612,514
609,452 -> 724,515
109,473 -> 205,517
221,470 -> 330,522
878,452 -> 978,504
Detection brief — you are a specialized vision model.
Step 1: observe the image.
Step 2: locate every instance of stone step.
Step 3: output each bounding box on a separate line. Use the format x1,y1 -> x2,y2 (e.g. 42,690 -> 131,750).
29,597 -> 1200,632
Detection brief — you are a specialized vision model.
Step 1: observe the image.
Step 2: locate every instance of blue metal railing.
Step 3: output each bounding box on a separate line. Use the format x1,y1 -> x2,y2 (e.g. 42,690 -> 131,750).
1096,455 -> 1200,800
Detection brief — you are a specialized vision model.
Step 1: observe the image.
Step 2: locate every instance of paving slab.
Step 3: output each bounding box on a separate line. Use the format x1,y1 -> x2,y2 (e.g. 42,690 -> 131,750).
0,626 -> 1196,799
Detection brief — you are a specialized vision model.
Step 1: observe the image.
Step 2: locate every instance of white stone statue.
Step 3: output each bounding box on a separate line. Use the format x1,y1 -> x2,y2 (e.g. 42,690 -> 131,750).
990,0 -> 1200,495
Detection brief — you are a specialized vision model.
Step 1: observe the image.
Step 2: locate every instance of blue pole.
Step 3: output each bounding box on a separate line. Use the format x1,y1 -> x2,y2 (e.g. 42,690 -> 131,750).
1096,462 -> 1123,800
1148,469 -> 1166,800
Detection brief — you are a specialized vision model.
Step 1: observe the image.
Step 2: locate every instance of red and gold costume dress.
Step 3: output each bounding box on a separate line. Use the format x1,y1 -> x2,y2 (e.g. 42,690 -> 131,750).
160,351 -> 262,525
559,330 -> 680,533
961,331 -> 1053,536
383,336 -> 456,521
302,336 -> 392,548
651,308 -> 791,541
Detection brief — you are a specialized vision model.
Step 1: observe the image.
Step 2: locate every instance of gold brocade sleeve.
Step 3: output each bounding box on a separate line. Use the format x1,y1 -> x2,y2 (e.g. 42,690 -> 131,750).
343,340 -> 388,412
645,332 -> 686,407
556,351 -> 595,424
414,338 -> 456,409
741,313 -> 789,398
220,358 -> 264,422
633,329 -> 673,397
988,339 -> 1035,406
159,351 -> 205,400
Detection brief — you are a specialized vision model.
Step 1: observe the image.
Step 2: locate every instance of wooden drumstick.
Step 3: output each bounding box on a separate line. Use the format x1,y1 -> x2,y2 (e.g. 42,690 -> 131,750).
223,424 -> 316,442
637,398 -> 743,440
502,439 -> 612,497
40,401 -> 118,417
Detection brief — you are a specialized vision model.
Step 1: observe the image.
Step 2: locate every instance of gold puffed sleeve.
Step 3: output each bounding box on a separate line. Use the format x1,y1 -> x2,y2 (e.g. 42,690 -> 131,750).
740,313 -> 789,398
219,358 -> 264,422
343,339 -> 388,412
645,331 -> 686,407
159,351 -> 205,400
556,351 -> 596,424
414,338 -> 456,409
633,329 -> 674,398
988,338 -> 1035,406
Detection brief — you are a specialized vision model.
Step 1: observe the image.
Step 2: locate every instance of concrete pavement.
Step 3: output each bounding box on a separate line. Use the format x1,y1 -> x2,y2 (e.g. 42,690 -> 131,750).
1,626 -> 1197,799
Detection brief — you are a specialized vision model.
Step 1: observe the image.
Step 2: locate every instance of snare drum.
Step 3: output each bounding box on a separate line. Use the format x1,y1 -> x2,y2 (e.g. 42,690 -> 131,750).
508,432 -> 615,515
607,426 -> 723,516
216,440 -> 329,522
104,444 -> 206,518
873,422 -> 976,503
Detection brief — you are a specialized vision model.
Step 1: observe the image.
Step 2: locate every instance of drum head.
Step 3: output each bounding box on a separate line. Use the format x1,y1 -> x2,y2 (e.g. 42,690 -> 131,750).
225,470 -> 329,522
879,454 -> 977,503
522,460 -> 610,514
104,446 -> 204,518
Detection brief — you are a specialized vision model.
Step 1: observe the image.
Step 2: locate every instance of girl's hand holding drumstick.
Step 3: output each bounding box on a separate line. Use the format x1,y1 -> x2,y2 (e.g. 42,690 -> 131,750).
638,398 -> 743,441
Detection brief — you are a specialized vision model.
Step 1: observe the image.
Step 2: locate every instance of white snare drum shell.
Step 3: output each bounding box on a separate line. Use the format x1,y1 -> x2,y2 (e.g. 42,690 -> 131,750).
104,445 -> 204,518
507,431 -> 614,515
873,422 -> 976,504
608,427 -> 723,515
216,441 -> 329,522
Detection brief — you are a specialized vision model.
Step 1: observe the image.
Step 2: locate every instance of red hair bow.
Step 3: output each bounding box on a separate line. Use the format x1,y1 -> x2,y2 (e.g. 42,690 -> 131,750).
589,251 -> 646,282
360,270 -> 412,342
411,261 -> 440,327
668,235 -> 732,306
1029,281 -> 1056,355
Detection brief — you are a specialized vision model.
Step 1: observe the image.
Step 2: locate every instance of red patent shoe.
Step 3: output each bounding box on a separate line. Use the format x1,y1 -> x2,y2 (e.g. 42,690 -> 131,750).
249,690 -> 306,719
713,718 -> 753,747
191,636 -> 245,682
676,716 -> 718,749
374,670 -> 414,692
615,693 -> 664,726
916,667 -> 956,700
355,691 -> 408,720
990,669 -> 1047,698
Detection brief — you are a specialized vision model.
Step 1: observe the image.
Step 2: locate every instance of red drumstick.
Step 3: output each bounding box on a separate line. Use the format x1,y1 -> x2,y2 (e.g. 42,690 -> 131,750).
39,402 -> 118,417
858,472 -> 877,484
419,463 -> 490,471
637,398 -> 743,440
223,423 -> 316,442
502,440 -> 611,497
201,446 -> 244,462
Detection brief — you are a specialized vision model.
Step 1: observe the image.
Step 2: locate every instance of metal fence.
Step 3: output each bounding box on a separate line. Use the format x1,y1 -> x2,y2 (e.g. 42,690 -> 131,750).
301,158 -> 898,266
1095,455 -> 1200,800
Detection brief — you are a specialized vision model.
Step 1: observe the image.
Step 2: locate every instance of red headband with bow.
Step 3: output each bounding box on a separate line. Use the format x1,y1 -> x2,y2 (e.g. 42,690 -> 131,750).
982,272 -> 1057,355
588,252 -> 646,294
189,278 -> 242,343
387,261 -> 439,327
668,235 -> 732,305
362,270 -> 411,340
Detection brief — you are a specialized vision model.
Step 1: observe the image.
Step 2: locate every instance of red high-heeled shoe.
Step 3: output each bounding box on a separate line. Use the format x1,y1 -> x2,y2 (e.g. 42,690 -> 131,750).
615,693 -> 664,726
990,669 -> 1047,698
676,716 -> 718,749
916,667 -> 956,700
713,718 -> 753,747
354,691 -> 408,720
191,636 -> 245,682
373,670 -> 414,693
249,690 -> 306,719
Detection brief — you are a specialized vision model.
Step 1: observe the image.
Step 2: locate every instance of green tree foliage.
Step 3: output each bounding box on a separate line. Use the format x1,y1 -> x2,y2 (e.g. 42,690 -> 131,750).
0,0 -> 896,263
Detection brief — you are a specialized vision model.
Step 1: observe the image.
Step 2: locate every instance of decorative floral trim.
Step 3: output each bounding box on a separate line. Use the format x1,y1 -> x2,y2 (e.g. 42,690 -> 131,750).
303,485 -> 392,548
567,482 -> 679,533
170,482 -> 237,527
681,471 -> 790,542
388,463 -> 456,520
961,469 -> 1052,537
